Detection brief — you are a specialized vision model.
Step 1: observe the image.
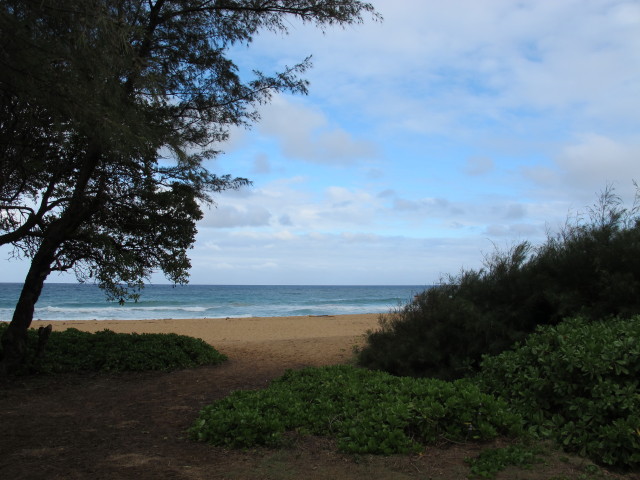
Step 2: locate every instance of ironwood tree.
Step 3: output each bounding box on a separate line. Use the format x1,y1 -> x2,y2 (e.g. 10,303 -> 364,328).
0,0 -> 379,372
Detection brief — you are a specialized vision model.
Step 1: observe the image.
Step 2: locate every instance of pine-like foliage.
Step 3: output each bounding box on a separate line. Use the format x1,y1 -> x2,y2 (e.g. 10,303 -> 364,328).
357,186 -> 640,379
0,0 -> 378,370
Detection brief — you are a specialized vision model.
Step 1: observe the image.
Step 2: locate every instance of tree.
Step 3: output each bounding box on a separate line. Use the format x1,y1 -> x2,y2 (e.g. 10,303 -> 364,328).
0,0 -> 379,372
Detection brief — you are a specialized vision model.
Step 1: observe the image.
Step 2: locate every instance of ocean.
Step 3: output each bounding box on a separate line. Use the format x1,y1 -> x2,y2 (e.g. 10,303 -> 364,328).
0,283 -> 428,321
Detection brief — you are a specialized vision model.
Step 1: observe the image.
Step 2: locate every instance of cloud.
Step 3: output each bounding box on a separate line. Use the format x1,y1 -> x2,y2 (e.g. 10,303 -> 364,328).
520,165 -> 559,187
520,133 -> 640,200
464,156 -> 495,176
319,129 -> 376,161
377,189 -> 396,198
257,95 -> 377,164
278,214 -> 293,226
391,196 -> 463,217
504,203 -> 527,220
221,0 -> 640,167
318,187 -> 378,225
485,223 -> 541,237
201,205 -> 271,228
199,178 -> 380,233
252,153 -> 271,174
189,228 -> 488,285
3,1 -> 639,290
265,0 -> 640,147
365,167 -> 385,179
557,134 -> 640,188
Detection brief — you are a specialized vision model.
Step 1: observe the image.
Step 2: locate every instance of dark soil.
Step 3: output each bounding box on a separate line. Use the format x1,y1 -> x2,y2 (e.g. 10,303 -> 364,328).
1,345 -> 638,480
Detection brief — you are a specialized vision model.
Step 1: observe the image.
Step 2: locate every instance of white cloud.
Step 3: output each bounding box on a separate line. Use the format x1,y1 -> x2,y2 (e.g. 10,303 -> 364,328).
201,205 -> 271,228
202,242 -> 221,251
188,228 -> 487,285
485,223 -> 541,238
557,134 -> 640,189
123,1 -> 640,287
4,1 -> 640,288
257,95 -> 377,164
520,133 -> 640,201
260,0 -> 640,146
391,196 -> 464,219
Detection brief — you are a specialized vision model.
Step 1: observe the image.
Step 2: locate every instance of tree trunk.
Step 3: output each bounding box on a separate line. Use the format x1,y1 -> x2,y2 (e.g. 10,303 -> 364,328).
1,139 -> 102,374
0,240 -> 57,375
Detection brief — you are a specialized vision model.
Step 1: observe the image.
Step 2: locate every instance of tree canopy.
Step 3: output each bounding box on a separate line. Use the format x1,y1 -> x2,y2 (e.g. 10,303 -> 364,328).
0,0 -> 379,371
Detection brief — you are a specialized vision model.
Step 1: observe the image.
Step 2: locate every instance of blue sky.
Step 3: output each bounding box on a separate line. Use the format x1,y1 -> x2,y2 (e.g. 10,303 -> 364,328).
2,0 -> 640,285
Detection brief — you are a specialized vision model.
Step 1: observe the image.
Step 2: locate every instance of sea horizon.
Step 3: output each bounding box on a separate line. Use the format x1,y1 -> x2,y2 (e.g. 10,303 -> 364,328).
0,283 -> 429,321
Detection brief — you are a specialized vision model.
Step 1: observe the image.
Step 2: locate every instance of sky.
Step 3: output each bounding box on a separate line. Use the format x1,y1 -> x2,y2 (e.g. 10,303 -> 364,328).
2,0 -> 640,285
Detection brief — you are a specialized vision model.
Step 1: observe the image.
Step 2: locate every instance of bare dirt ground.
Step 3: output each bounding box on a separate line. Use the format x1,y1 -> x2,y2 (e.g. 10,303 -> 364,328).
1,322 -> 639,479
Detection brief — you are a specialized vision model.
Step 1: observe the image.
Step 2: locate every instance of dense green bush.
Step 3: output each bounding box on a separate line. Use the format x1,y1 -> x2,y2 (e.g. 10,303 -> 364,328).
191,364 -> 522,454
0,323 -> 227,374
477,316 -> 640,470
357,187 -> 640,379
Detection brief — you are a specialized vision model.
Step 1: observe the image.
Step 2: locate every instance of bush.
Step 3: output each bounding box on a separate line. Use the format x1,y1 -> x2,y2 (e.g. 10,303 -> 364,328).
191,364 -> 522,454
466,443 -> 543,479
0,323 -> 227,374
357,186 -> 640,379
477,316 -> 640,470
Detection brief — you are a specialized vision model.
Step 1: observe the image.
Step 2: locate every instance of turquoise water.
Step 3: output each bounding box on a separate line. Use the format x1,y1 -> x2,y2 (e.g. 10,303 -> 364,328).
0,283 -> 428,321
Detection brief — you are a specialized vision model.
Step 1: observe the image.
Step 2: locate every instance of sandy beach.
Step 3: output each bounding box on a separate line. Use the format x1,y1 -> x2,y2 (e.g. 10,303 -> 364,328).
6,314 -> 630,479
30,313 -> 383,367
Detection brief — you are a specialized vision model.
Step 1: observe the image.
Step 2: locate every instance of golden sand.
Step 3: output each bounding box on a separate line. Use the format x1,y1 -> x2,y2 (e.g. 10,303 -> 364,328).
30,313 -> 384,367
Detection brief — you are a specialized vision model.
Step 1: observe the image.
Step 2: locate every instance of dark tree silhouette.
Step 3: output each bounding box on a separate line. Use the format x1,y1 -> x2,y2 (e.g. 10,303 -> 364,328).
0,0 -> 379,372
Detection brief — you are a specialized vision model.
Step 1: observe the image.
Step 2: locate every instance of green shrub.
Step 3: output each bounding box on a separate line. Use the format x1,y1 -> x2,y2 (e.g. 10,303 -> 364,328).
0,323 -> 227,374
477,316 -> 640,470
191,364 -> 522,454
357,186 -> 640,379
466,443 -> 543,479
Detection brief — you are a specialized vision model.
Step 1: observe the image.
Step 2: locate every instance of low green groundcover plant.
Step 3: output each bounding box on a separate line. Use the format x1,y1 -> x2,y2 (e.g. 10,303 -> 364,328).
478,315 -> 640,470
191,364 -> 522,455
0,323 -> 227,373
466,443 -> 543,479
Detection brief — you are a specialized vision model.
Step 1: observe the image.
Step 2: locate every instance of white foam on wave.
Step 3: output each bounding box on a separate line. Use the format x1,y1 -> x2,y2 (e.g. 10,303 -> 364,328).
4,302 -> 388,321
41,304 -> 211,313
28,303 -> 228,321
0,284 -> 422,322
